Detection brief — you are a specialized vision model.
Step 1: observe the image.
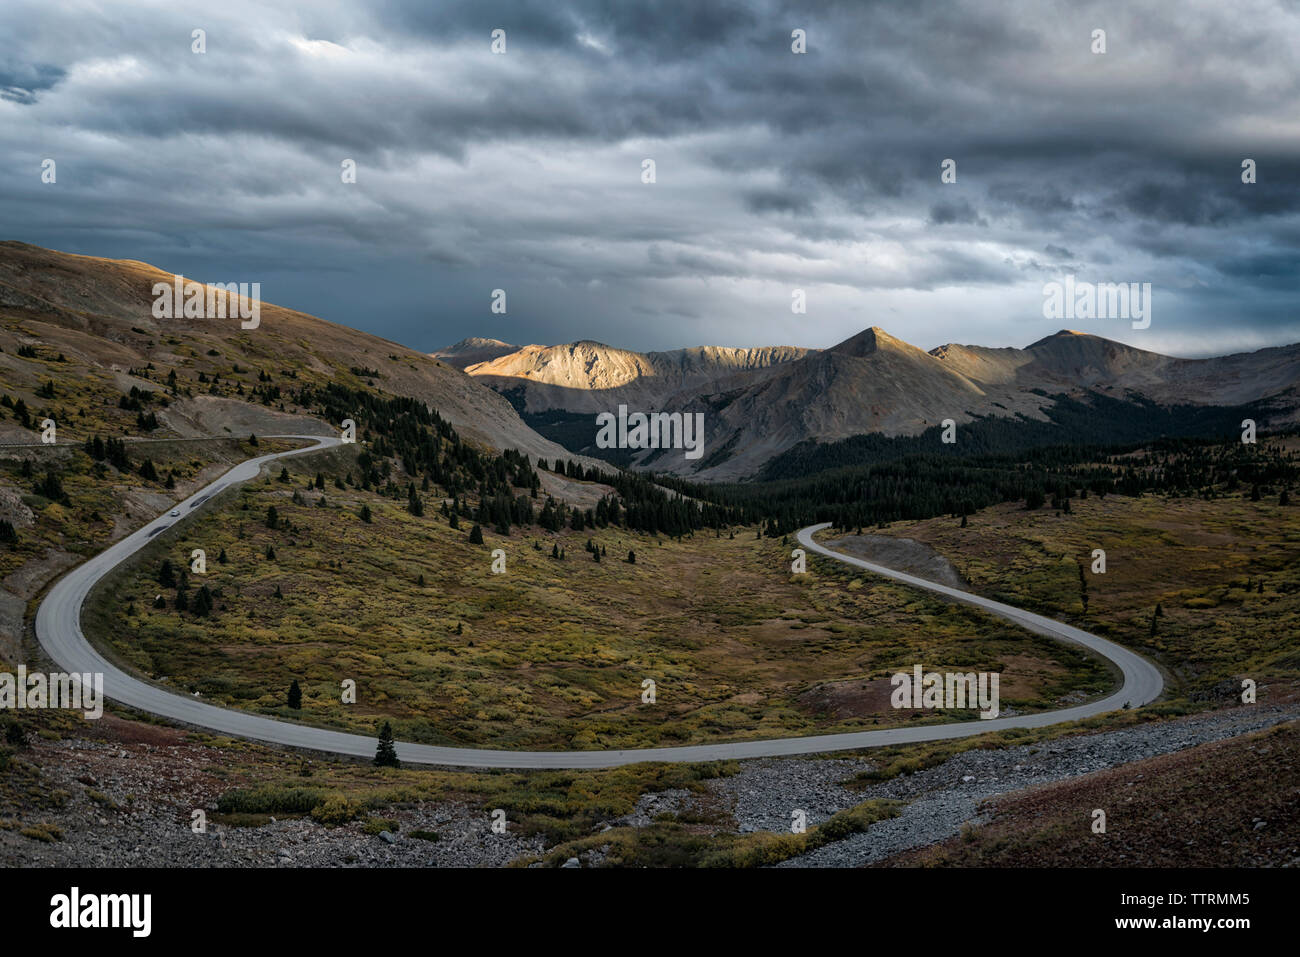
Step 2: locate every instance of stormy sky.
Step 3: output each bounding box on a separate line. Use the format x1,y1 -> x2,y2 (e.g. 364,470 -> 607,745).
2,0 -> 1297,357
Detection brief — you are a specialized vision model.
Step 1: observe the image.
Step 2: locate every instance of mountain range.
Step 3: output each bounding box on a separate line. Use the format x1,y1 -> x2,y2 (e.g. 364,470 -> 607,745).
2,240 -> 1295,486
446,328 -> 1300,480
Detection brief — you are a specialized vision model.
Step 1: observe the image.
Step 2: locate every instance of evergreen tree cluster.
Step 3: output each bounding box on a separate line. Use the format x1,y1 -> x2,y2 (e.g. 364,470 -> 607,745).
699,436 -> 1299,537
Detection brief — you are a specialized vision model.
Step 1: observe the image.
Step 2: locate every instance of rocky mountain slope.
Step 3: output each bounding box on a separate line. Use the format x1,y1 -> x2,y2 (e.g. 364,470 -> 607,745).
454,326 -> 1300,480
465,340 -> 808,414
0,242 -> 574,463
934,330 -> 1300,407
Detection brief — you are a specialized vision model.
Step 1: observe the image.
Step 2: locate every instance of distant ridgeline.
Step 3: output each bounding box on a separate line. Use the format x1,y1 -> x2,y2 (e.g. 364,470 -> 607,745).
758,391 -> 1280,481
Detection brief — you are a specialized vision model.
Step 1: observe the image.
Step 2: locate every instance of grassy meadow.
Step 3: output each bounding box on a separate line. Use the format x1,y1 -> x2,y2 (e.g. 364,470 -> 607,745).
86,445 -> 1109,751
845,445 -> 1300,698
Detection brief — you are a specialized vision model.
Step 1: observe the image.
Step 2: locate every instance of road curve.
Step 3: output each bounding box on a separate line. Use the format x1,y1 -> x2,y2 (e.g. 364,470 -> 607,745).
35,438 -> 1162,769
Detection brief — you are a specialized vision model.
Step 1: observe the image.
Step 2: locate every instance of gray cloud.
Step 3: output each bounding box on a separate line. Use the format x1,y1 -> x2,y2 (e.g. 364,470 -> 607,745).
0,0 -> 1297,357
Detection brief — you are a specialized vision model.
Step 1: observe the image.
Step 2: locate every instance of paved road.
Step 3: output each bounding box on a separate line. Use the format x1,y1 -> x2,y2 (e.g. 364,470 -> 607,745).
34,438 -> 1163,769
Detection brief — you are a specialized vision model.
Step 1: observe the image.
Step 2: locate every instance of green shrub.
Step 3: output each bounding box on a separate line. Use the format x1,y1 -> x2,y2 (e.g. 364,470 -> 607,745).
215,784 -> 326,816
310,793 -> 365,825
20,821 -> 64,843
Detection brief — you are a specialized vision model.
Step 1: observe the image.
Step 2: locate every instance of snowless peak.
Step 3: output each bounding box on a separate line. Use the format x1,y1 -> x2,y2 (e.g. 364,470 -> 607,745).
827,326 -> 911,357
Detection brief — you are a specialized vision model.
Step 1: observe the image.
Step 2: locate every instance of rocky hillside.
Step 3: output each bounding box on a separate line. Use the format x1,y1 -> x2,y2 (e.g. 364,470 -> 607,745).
933,329 -> 1300,408
463,340 -> 808,414
0,242 -> 575,463
461,325 -> 1300,480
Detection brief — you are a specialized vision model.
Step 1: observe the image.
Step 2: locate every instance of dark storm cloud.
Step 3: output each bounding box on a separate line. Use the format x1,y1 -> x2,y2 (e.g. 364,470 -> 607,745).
743,188 -> 814,215
929,200 -> 986,227
0,64 -> 64,105
0,0 -> 1296,356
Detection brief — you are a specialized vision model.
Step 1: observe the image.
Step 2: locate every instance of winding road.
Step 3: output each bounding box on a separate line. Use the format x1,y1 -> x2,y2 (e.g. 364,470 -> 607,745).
34,437 -> 1163,769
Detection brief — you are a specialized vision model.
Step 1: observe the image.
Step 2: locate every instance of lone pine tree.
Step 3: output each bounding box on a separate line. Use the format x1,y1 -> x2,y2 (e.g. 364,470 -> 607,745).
374,722 -> 400,768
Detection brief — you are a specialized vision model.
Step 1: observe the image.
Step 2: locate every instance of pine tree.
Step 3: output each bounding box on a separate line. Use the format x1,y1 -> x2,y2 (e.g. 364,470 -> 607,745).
469,524 -> 484,545
374,722 -> 399,767
192,584 -> 214,616
359,504 -> 373,524
627,550 -> 636,563
35,470 -> 67,502
288,679 -> 302,710
266,505 -> 279,529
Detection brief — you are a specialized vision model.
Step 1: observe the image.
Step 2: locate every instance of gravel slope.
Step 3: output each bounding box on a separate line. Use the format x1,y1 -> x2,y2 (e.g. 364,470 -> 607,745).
761,703 -> 1299,867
